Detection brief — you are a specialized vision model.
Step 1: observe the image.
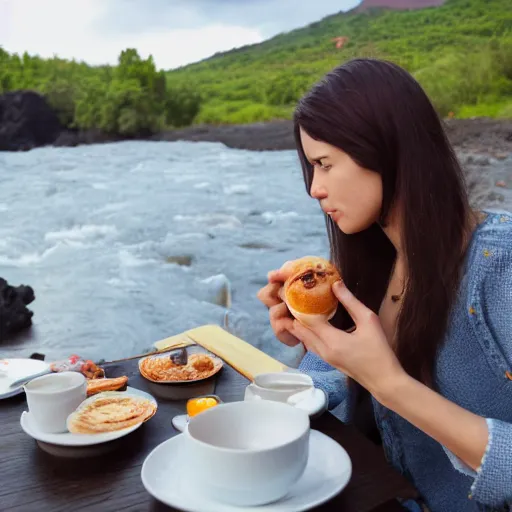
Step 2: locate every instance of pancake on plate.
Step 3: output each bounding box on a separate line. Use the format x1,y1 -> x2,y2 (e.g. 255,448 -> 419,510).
68,391 -> 157,434
139,352 -> 223,383
86,376 -> 129,396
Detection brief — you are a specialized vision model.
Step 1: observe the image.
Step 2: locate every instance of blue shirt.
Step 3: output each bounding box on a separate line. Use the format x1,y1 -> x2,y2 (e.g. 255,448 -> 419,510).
298,209 -> 512,512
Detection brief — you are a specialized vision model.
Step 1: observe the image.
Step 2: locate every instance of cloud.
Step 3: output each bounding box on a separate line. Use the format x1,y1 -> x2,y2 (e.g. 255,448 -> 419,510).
0,0 -> 264,68
0,0 -> 358,69
96,0 -> 358,38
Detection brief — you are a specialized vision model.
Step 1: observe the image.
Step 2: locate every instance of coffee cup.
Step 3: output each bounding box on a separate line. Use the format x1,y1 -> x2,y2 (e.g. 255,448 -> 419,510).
24,371 -> 87,433
183,400 -> 310,507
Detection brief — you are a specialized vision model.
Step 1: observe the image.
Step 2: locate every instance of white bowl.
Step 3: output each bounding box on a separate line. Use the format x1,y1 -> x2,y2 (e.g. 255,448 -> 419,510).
183,400 -> 310,507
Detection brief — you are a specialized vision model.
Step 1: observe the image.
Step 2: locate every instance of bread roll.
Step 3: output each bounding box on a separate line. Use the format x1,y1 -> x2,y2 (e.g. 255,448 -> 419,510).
283,256 -> 341,327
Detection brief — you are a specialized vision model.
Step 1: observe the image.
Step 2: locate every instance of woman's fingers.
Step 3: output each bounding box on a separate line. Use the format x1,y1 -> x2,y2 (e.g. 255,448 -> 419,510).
332,281 -> 377,327
269,302 -> 289,323
268,269 -> 289,284
257,262 -> 295,307
269,303 -> 301,346
290,320 -> 329,359
290,316 -> 353,367
277,330 -> 302,347
268,259 -> 296,283
257,281 -> 283,308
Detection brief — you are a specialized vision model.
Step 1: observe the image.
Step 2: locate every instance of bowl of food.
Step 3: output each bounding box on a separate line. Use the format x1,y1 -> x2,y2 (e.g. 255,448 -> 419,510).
138,347 -> 224,399
139,347 -> 223,385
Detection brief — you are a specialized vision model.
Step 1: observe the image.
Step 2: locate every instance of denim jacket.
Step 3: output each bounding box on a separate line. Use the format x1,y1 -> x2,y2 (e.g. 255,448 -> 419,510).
299,209 -> 512,512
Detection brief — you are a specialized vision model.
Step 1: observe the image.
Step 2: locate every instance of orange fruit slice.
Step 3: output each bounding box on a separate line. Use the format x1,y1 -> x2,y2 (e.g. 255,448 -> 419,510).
187,397 -> 219,417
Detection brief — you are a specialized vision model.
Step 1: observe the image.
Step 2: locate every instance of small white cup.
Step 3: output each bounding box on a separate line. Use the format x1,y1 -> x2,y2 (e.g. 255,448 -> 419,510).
24,371 -> 87,433
245,371 -> 314,402
183,400 -> 310,507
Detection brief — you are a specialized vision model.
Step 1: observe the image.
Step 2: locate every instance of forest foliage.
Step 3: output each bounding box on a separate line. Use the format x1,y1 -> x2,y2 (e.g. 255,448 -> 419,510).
0,0 -> 510,132
0,48 -> 200,135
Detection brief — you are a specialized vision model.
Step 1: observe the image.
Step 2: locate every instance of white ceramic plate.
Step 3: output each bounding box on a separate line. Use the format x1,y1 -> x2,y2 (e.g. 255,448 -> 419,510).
141,429 -> 352,512
20,387 -> 156,446
0,358 -> 50,399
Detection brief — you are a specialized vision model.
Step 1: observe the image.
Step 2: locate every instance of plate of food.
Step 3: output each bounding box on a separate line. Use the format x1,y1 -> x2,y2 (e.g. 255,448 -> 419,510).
1,355 -> 116,400
139,346 -> 223,385
0,358 -> 51,399
20,387 -> 157,451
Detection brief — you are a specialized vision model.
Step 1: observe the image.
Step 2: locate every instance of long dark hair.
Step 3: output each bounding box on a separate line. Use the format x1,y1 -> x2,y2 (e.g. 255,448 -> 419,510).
294,58 -> 473,387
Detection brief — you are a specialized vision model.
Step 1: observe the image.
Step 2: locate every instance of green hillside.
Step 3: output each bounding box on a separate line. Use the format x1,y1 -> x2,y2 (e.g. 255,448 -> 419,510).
0,0 -> 510,136
168,0 -> 512,123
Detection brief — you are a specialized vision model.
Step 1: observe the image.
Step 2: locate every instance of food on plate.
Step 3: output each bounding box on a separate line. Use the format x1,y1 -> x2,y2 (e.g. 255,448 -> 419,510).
86,376 -> 129,396
80,360 -> 105,379
50,355 -> 105,379
139,352 -> 222,382
68,392 -> 157,434
283,256 -> 341,327
190,354 -> 215,372
187,396 -> 220,417
169,347 -> 188,366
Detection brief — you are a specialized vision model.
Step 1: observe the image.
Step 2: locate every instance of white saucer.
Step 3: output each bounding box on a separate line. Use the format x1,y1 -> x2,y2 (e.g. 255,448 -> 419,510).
20,387 -> 156,449
141,429 -> 352,512
244,385 -> 327,418
171,413 -> 188,432
0,358 -> 50,399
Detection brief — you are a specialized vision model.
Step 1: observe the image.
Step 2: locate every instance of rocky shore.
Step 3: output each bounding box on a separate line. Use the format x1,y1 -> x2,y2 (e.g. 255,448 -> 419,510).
153,118 -> 512,158
1,91 -> 511,156
151,120 -> 297,152
57,118 -> 512,159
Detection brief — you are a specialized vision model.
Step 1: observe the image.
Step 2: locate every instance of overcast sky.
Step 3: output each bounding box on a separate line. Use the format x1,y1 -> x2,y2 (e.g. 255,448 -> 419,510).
0,0 -> 359,69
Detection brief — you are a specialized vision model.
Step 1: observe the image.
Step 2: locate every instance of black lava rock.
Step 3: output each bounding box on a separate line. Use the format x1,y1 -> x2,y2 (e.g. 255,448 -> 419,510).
0,278 -> 35,340
0,91 -> 63,151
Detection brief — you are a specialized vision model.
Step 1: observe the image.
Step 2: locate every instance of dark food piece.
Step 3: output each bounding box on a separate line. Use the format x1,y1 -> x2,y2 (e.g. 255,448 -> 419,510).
169,347 -> 188,366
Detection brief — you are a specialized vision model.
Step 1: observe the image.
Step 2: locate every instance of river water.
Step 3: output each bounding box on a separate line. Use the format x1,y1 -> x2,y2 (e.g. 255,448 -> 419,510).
0,141 -> 329,366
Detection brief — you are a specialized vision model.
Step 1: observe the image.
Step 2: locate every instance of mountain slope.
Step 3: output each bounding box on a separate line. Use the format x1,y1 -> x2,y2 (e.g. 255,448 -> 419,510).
356,0 -> 446,12
167,0 -> 511,123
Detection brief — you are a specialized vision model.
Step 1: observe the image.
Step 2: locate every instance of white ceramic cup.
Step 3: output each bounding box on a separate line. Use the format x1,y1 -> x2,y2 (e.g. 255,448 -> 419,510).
183,400 -> 310,507
24,371 -> 87,433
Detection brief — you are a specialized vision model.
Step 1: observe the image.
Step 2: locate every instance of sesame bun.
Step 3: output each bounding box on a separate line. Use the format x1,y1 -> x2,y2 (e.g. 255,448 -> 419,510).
283,256 -> 341,327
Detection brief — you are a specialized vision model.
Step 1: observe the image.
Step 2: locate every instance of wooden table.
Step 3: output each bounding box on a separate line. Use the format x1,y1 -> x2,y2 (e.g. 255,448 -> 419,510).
0,357 -> 418,511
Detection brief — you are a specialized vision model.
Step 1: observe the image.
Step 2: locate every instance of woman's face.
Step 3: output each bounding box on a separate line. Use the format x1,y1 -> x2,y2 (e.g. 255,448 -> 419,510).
299,127 -> 383,235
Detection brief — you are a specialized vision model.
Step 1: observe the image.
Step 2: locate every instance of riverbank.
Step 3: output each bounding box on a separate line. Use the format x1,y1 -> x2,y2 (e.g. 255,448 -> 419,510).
1,92 -> 510,156
149,118 -> 512,157
149,120 -> 296,152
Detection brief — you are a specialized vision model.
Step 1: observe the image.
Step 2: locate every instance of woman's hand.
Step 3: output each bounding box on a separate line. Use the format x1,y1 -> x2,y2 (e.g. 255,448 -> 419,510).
290,281 -> 490,474
257,261 -> 301,347
290,280 -> 407,400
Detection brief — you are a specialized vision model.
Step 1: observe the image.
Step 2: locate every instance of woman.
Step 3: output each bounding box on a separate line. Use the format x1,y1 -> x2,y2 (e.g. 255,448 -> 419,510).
257,58 -> 512,512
